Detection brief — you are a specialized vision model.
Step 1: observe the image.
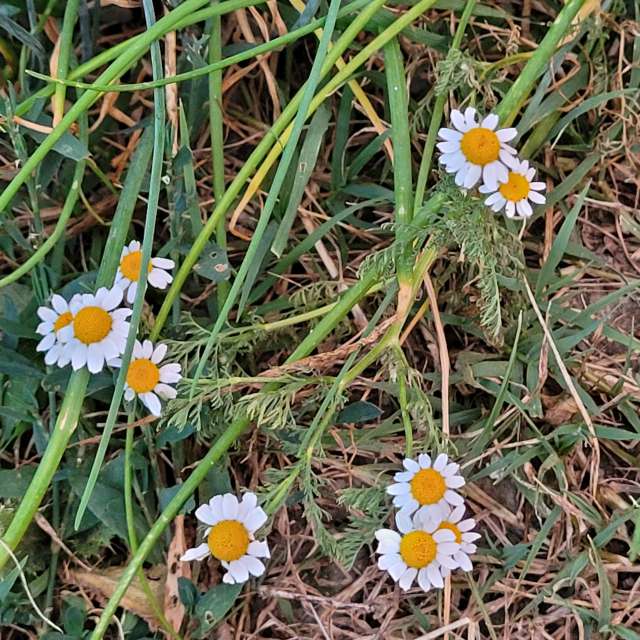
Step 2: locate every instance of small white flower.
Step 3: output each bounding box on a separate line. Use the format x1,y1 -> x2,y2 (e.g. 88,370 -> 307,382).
419,504 -> 481,573
387,453 -> 465,518
479,156 -> 546,218
35,293 -> 78,367
115,240 -> 175,304
437,108 -> 518,189
56,287 -> 131,373
181,492 -> 270,585
375,510 -> 460,592
110,339 -> 181,416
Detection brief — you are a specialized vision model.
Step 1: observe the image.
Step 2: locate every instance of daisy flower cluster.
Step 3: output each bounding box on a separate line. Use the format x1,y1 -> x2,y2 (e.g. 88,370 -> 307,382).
438,107 -> 546,218
35,242 -> 181,416
376,453 -> 480,592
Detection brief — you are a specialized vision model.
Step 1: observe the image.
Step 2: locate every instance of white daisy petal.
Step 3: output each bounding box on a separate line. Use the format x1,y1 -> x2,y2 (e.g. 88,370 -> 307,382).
516,199 -> 533,217
228,559 -> 249,583
506,201 -> 516,218
530,182 -> 546,191
375,529 -> 401,545
444,490 -> 464,506
248,540 -> 270,558
387,560 -> 407,581
152,257 -> 175,269
463,107 -> 475,127
433,454 -> 448,472
180,543 -> 210,562
141,392 -> 162,416
481,113 -> 499,130
403,458 -> 420,473
427,562 -> 444,589
497,127 -> 517,142
529,191 -> 546,204
244,507 -> 268,532
463,163 -> 482,188
222,494 -> 239,519
243,555 -> 266,577
438,542 -> 460,555
433,529 -> 455,543
458,518 -> 476,532
387,483 -> 411,496
417,453 -> 431,468
195,503 -> 217,525
450,109 -> 467,132
378,552 -> 402,570
437,128 -> 463,142
126,282 -> 137,304
398,567 -> 417,591
395,511 -> 413,534
417,567 -> 431,591
455,551 -> 473,571
151,343 -> 168,363
37,333 -> 56,352
37,307 -> 58,323
445,475 -> 465,489
438,554 -> 459,570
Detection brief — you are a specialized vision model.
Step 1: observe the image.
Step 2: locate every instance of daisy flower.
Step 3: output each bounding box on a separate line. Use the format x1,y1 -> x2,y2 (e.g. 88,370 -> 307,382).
36,293 -> 78,367
115,240 -> 175,304
181,492 -> 270,585
420,504 -> 481,573
56,286 -> 131,374
480,156 -> 546,218
375,510 -> 460,592
387,453 -> 465,517
437,108 -> 518,189
110,339 -> 182,416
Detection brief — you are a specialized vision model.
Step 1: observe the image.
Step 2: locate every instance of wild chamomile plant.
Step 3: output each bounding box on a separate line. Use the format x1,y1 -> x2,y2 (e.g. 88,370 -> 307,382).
0,0 -> 606,637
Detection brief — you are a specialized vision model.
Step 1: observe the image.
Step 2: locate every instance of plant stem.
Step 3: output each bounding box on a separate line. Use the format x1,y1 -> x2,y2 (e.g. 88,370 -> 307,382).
208,0 -> 230,307
52,0 -> 80,125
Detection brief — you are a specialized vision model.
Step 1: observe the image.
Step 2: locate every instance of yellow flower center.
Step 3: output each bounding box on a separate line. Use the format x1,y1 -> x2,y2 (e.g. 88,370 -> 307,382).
207,520 -> 250,562
410,468 -> 446,505
126,358 -> 160,393
120,250 -> 151,282
400,531 -> 437,569
73,307 -> 112,344
499,172 -> 530,202
439,522 -> 462,544
53,311 -> 73,333
460,128 -> 500,165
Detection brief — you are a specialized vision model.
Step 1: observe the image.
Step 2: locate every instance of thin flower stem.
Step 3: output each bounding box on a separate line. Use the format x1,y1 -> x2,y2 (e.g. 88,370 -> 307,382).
208,0 -> 230,307
51,0 -> 79,125
125,411 -> 181,640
